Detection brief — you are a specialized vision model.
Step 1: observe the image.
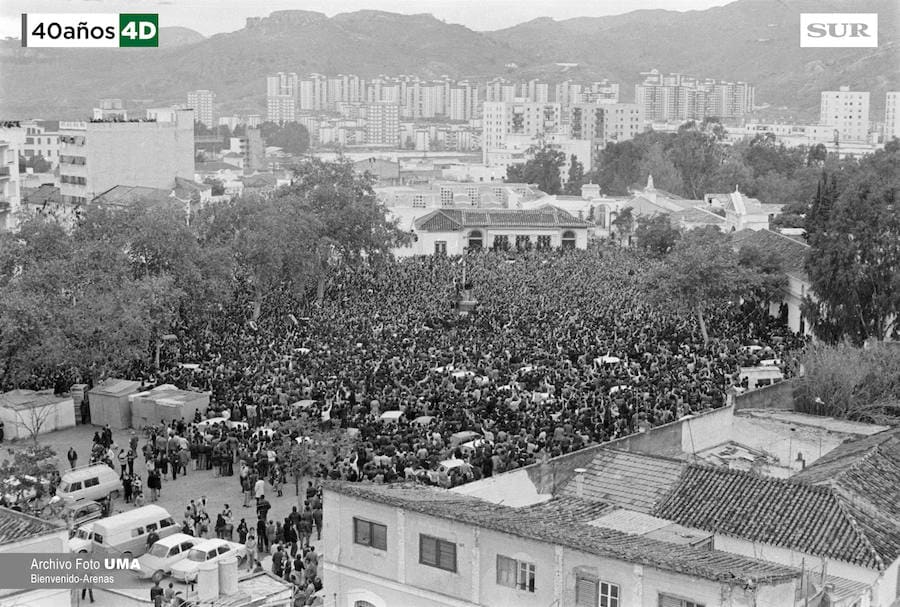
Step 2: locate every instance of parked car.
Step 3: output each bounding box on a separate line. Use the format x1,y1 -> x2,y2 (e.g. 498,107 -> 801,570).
63,500 -> 105,529
136,533 -> 198,583
68,523 -> 95,553
169,538 -> 247,582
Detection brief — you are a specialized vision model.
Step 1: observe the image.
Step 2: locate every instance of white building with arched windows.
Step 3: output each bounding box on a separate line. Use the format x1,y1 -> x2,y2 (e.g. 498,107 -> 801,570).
394,207 -> 591,257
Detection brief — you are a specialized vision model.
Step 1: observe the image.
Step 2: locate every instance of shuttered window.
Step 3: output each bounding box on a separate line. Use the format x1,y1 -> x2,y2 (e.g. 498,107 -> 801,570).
353,518 -> 387,551
659,594 -> 704,607
419,534 -> 456,572
496,555 -> 536,592
576,575 -> 620,607
576,574 -> 598,606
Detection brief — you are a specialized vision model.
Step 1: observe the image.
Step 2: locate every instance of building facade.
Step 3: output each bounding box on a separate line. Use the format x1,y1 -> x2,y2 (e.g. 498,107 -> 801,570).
482,101 -> 563,164
884,92 -> 900,141
366,102 -> 401,146
267,72 -> 299,123
58,110 -> 194,205
187,89 -> 215,127
820,86 -> 870,143
0,122 -> 25,231
635,70 -> 754,122
323,483 -> 800,607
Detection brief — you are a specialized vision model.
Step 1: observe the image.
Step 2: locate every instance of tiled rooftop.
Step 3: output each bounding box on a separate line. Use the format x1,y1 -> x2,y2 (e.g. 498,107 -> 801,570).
327,482 -> 799,585
730,229 -> 809,273
655,463 -> 899,570
0,506 -> 66,546
557,449 -> 686,513
415,208 -> 591,232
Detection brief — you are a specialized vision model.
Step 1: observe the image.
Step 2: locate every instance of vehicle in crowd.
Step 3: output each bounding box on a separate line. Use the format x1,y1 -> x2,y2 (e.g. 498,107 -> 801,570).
57,464 -> 121,503
62,499 -> 105,529
136,533 -> 199,583
193,417 -> 248,433
92,505 -> 178,558
169,538 -> 247,582
68,522 -> 95,553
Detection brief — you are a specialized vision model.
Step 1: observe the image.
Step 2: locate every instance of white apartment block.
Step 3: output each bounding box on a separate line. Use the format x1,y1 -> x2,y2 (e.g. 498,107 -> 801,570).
366,102 -> 400,146
884,92 -> 900,141
635,69 -> 754,122
0,122 -> 25,231
482,100 -> 563,164
57,110 -> 194,205
820,86 -> 870,143
21,120 -> 60,168
186,89 -> 215,127
267,72 -> 298,123
570,103 -> 644,148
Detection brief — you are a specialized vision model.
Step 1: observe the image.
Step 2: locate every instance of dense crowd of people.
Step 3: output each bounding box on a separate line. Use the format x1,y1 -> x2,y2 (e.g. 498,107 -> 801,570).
149,246 -> 804,487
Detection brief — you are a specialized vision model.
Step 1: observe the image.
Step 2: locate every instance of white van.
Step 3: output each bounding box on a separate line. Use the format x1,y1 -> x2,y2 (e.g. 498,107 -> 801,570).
92,505 -> 179,558
57,465 -> 121,503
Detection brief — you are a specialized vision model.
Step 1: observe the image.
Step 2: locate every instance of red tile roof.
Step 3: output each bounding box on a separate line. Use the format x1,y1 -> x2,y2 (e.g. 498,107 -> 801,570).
0,506 -> 65,546
654,464 -> 899,570
327,482 -> 799,584
415,208 -> 591,232
557,450 -> 686,513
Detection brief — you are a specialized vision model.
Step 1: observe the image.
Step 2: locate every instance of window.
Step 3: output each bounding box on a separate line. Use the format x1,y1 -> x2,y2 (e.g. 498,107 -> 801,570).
69,481 -> 82,491
84,477 -> 99,488
146,523 -> 158,533
493,234 -> 509,251
515,235 -> 532,251
355,602 -> 376,607
160,518 -> 175,528
131,527 -> 145,538
419,534 -> 457,572
561,230 -> 577,250
659,594 -> 705,607
413,194 -> 426,208
576,574 -> 619,607
217,545 -> 230,555
497,555 -> 535,592
469,230 -> 483,250
353,518 -> 387,550
434,241 -> 447,256
180,541 -> 194,552
537,235 -> 552,250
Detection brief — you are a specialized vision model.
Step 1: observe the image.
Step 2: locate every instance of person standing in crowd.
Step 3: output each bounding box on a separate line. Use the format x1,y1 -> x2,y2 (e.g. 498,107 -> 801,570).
245,531 -> 258,570
237,518 -> 248,544
266,519 -> 276,554
310,490 -> 323,541
67,447 -> 77,469
147,469 -> 160,502
256,518 -> 268,553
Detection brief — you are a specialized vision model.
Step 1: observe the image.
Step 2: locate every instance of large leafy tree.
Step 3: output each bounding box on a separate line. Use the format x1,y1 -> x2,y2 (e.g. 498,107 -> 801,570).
506,145 -> 566,195
260,121 -> 310,155
670,122 -> 725,199
564,154 -> 585,196
803,142 -> 900,343
644,226 -> 756,345
634,214 -> 680,256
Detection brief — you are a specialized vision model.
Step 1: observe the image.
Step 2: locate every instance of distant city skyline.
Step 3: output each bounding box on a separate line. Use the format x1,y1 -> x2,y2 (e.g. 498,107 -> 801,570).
1,0 -> 729,39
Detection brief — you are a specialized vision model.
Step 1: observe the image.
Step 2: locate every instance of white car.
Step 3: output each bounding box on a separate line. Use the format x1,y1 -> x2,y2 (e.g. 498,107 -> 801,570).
137,533 -> 198,583
193,417 -> 248,433
68,523 -> 95,553
169,538 -> 247,582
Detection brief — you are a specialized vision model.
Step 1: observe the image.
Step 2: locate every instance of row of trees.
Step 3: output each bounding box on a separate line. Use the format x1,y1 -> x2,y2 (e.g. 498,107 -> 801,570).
0,159 -> 404,388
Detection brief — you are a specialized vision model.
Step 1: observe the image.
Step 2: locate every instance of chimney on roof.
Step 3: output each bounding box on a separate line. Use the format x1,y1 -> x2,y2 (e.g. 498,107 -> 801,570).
574,467 -> 587,498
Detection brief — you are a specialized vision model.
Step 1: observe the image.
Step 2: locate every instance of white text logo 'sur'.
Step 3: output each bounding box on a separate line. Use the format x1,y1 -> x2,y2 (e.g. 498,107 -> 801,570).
800,14 -> 878,48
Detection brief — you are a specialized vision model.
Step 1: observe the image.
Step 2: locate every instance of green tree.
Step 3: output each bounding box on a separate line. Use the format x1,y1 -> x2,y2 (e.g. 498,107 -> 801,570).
644,226 -> 755,345
564,155 -> 585,196
611,206 -> 635,245
203,177 -> 225,196
736,244 -> 788,312
506,146 -> 566,195
260,121 -> 310,155
638,143 -> 683,194
803,143 -> 900,343
634,214 -> 680,256
670,126 -> 724,199
592,139 -> 646,195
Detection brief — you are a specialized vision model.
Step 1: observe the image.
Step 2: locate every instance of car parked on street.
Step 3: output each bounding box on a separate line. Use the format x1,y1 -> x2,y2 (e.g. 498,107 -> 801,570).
136,533 -> 199,583
169,538 -> 247,582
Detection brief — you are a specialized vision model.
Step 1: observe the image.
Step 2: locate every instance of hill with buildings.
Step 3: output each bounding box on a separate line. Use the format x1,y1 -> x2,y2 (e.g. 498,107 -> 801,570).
0,0 -> 896,119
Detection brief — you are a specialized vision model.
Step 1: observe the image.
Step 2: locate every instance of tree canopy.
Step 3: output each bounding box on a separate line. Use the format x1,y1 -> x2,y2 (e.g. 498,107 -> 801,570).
506,145 -> 566,195
803,142 -> 900,344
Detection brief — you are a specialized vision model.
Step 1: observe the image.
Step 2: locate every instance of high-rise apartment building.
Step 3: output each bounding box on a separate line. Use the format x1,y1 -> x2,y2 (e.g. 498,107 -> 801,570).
819,86 -> 870,143
365,102 -> 400,145
187,90 -> 215,127
482,101 -> 563,164
635,70 -> 754,122
57,110 -> 194,206
267,72 -> 298,123
885,92 -> 900,141
570,103 -> 644,149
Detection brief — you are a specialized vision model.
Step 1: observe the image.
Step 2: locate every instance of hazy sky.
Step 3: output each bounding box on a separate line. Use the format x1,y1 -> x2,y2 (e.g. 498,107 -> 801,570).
1,0 -> 730,39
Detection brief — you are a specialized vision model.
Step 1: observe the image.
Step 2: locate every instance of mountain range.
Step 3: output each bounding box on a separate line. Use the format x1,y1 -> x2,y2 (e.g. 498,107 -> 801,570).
0,0 -> 897,121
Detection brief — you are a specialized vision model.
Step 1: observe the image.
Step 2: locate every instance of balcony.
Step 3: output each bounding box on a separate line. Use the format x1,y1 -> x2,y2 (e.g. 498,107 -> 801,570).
0,166 -> 10,178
